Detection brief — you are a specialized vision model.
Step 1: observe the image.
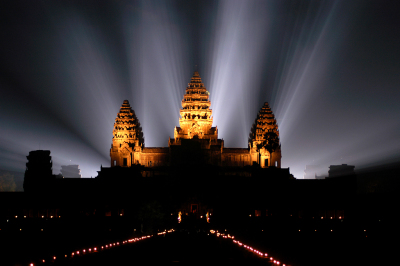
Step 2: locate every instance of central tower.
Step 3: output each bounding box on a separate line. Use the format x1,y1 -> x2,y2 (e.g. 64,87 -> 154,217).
174,71 -> 218,140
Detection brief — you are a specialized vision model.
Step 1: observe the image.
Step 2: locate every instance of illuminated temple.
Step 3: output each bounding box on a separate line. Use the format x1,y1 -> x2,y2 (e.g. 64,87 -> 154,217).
110,71 -> 282,169
19,71 -> 355,233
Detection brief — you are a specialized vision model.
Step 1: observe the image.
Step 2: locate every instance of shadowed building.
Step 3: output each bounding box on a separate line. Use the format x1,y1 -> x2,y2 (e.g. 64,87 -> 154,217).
23,150 -> 54,192
60,165 -> 81,178
109,71 -> 283,170
328,164 -> 355,178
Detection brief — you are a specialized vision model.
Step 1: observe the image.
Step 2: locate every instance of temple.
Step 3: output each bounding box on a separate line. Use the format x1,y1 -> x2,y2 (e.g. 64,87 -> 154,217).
109,71 -> 282,170
18,71 -> 357,246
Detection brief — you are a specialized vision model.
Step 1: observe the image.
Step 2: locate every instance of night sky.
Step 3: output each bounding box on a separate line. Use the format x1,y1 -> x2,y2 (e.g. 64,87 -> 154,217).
1,0 -> 400,179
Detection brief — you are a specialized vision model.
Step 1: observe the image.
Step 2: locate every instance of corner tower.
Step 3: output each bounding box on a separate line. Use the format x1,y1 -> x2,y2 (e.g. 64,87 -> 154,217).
174,71 -> 218,140
110,100 -> 144,167
249,102 -> 281,168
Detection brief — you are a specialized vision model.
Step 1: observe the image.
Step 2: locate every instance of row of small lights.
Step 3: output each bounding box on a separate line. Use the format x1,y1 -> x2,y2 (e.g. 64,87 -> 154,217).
28,229 -> 175,266
320,216 -> 343,219
11,214 -> 127,218
210,230 -> 290,266
0,218 -> 365,237
249,214 -> 343,219
1,227 -> 353,234
8,216 -> 60,219
12,215 -> 344,219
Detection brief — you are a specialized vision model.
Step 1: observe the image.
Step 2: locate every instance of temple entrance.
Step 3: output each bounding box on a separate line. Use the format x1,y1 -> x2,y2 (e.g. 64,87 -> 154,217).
191,204 -> 198,213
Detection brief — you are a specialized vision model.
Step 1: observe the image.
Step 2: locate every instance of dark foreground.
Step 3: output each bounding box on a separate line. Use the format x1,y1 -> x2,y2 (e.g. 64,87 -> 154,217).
2,225 -> 397,266
2,214 -> 399,266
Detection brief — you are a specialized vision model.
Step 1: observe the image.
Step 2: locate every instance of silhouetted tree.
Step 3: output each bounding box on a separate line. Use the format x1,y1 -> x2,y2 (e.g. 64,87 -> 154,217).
261,130 -> 280,153
248,120 -> 258,145
0,172 -> 16,192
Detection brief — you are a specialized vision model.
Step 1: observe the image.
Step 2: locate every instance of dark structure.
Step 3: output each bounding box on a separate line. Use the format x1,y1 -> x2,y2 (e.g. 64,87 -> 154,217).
23,150 -> 54,192
60,165 -> 81,178
328,164 -> 355,178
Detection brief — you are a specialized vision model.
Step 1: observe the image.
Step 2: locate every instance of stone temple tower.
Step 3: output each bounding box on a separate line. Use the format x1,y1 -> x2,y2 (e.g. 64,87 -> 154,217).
108,76 -> 283,170
110,100 -> 144,167
174,71 -> 218,141
249,102 -> 282,168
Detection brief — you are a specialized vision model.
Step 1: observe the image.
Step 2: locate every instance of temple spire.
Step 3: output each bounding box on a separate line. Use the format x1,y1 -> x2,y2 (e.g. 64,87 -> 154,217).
173,71 -> 217,140
249,102 -> 281,168
110,100 -> 144,167
190,70 -> 202,84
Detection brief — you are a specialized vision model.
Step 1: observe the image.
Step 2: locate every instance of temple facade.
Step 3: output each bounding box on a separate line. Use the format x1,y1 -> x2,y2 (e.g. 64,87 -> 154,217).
110,71 -> 282,169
